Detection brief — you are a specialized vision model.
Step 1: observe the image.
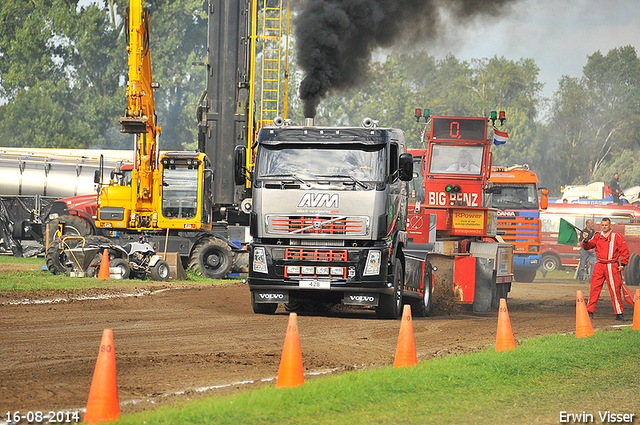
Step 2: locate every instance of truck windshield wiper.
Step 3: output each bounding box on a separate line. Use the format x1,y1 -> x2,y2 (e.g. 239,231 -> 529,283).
264,173 -> 310,187
316,174 -> 368,188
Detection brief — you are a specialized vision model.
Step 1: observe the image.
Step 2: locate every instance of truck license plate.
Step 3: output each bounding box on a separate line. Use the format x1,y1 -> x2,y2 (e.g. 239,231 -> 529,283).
299,279 -> 330,289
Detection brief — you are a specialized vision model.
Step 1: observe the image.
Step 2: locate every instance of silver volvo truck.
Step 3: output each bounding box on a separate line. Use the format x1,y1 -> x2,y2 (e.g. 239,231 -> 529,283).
234,119 -> 432,319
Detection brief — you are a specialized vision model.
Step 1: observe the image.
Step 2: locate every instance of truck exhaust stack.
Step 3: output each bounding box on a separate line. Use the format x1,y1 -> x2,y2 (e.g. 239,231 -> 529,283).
304,117 -> 314,127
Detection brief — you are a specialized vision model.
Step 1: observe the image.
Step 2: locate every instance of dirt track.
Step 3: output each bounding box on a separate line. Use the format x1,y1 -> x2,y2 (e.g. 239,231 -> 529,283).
0,273 -> 636,417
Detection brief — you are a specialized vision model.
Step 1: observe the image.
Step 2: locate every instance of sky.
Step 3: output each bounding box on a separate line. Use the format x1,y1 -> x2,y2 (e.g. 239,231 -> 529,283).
428,0 -> 640,100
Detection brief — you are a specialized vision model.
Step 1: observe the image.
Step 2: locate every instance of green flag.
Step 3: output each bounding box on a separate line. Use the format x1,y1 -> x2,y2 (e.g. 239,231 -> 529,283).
558,218 -> 579,246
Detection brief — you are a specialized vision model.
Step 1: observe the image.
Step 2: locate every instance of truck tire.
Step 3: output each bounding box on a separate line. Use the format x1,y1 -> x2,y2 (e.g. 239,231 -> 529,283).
251,292 -> 278,314
376,258 -> 403,319
541,254 -> 560,272
189,237 -> 233,279
110,258 -> 131,279
48,215 -> 92,244
624,253 -> 640,286
514,269 -> 537,283
410,267 -> 433,317
150,259 -> 170,281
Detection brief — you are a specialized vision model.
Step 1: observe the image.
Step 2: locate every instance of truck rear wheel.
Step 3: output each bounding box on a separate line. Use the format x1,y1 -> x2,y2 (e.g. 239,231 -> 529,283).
376,258 -> 403,319
189,238 -> 232,279
251,292 -> 278,314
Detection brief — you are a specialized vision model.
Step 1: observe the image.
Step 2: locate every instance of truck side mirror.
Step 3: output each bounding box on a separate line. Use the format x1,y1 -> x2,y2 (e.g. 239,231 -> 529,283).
399,153 -> 413,182
539,187 -> 549,210
94,169 -> 101,184
234,145 -> 247,186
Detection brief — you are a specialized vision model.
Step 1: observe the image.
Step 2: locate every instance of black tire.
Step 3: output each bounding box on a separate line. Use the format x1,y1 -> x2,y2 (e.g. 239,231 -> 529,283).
48,215 -> 92,244
624,253 -> 640,286
376,258 -> 404,319
110,258 -> 131,279
150,259 -> 170,281
251,292 -> 278,314
541,254 -> 560,272
45,239 -> 76,275
188,238 -> 232,279
411,266 -> 433,317
514,269 -> 537,283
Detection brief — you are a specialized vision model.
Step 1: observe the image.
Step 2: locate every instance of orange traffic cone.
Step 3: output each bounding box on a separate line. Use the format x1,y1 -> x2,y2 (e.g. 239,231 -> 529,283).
276,313 -> 304,388
633,289 -> 640,331
97,249 -> 110,279
495,298 -> 516,351
84,329 -> 119,424
576,290 -> 594,338
394,304 -> 418,367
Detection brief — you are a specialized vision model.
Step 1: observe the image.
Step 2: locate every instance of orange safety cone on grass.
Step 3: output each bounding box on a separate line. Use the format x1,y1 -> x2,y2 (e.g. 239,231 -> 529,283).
495,298 -> 516,351
394,304 -> 418,367
576,290 -> 594,338
633,289 -> 640,331
276,313 -> 304,388
97,249 -> 110,279
84,329 -> 119,424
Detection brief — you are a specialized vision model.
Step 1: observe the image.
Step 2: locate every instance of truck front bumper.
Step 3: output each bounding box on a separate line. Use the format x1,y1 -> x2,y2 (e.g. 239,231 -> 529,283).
247,242 -> 394,305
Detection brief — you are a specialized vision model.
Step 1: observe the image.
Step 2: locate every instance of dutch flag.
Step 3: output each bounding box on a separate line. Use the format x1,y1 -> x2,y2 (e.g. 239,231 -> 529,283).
493,129 -> 509,145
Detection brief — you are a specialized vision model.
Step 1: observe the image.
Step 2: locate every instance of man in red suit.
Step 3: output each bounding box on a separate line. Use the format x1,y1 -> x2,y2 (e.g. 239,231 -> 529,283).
582,217 -> 630,321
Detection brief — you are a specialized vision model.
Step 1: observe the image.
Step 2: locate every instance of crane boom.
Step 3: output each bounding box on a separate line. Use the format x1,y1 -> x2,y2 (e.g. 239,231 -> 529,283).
118,0 -> 160,204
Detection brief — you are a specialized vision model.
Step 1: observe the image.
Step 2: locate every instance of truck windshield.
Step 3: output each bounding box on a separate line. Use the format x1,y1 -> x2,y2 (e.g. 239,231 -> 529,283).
491,184 -> 539,210
256,145 -> 385,182
428,145 -> 483,175
162,166 -> 198,219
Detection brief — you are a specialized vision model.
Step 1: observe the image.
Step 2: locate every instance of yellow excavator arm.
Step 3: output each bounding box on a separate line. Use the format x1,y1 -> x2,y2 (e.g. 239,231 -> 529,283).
118,0 -> 160,202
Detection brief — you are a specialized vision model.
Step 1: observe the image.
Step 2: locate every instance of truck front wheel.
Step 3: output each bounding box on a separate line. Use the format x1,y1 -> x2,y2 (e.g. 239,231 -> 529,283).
376,258 -> 403,319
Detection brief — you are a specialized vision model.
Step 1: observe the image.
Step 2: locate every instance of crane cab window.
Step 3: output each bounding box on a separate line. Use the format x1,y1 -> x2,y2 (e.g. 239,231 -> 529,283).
161,162 -> 199,219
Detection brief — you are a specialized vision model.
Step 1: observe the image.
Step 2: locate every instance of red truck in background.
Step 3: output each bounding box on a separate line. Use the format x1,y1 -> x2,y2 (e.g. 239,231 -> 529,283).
540,202 -> 640,285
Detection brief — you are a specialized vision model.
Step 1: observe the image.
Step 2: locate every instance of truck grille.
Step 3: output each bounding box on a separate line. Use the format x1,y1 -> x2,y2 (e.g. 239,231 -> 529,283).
285,248 -> 348,261
266,215 -> 369,236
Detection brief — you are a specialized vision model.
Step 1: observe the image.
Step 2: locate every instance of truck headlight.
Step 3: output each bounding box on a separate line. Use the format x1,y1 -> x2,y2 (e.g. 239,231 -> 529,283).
316,267 -> 330,275
529,245 -> 540,252
363,250 -> 381,276
286,265 -> 300,275
253,247 -> 268,274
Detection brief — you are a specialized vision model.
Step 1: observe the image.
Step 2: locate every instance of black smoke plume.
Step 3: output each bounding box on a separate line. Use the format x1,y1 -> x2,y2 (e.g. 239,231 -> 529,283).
294,0 -> 517,118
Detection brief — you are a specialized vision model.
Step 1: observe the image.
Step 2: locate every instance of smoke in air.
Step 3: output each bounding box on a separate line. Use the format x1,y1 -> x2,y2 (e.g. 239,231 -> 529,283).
294,0 -> 517,118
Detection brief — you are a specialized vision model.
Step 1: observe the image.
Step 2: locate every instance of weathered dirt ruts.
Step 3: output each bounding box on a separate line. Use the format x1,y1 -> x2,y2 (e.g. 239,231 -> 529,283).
0,276 -> 633,416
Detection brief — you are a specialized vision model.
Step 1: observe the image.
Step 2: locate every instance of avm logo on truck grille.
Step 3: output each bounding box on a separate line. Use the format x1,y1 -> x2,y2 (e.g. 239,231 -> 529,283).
298,193 -> 339,208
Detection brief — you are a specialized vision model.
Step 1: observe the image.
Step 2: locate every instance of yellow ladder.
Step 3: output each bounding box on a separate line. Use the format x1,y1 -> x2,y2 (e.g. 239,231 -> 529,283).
258,0 -> 283,128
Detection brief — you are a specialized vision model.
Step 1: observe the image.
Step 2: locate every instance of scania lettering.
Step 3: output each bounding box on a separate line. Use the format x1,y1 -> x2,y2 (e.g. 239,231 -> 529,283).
235,119 -> 434,319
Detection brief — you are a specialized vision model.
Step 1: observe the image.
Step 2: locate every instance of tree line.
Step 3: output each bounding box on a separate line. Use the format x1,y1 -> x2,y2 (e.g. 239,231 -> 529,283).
1,1 -> 639,195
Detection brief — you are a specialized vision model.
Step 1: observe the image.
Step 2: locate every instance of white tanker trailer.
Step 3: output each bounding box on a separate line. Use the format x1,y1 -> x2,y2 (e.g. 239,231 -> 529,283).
0,148 -> 133,256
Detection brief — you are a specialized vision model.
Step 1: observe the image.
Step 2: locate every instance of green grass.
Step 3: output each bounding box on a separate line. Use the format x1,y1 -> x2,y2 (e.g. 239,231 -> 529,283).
0,256 -> 233,292
114,328 -> 640,425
